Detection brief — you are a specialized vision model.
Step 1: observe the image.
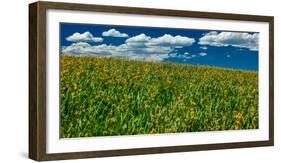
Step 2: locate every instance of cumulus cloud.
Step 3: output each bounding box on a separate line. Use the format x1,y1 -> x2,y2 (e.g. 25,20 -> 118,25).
62,33 -> 195,62
102,28 -> 129,37
125,33 -> 151,47
199,52 -> 207,56
169,53 -> 177,57
125,33 -> 195,47
61,42 -> 115,56
148,34 -> 195,47
62,42 -> 172,61
172,51 -> 197,60
181,54 -> 196,60
66,32 -> 103,42
199,31 -> 258,51
200,46 -> 208,50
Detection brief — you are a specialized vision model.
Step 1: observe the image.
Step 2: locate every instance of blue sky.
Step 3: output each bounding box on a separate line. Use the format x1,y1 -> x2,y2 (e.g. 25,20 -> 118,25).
60,23 -> 259,71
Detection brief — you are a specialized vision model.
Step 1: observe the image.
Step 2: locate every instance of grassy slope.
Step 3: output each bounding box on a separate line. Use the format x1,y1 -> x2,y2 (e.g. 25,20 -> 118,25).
60,56 -> 258,138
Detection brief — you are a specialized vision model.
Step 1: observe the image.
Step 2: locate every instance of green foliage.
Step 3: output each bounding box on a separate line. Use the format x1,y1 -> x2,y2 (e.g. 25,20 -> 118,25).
60,56 -> 258,138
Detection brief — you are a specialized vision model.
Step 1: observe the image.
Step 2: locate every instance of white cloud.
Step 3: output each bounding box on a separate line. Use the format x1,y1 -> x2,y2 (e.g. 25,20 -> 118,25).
199,31 -> 258,51
62,33 -> 195,62
62,42 -> 172,61
199,52 -> 207,56
66,32 -> 103,42
181,54 -> 196,60
62,42 -> 114,56
200,46 -> 208,50
125,33 -> 151,47
148,34 -> 195,47
174,52 -> 197,61
169,53 -> 177,57
125,33 -> 195,47
102,28 -> 129,37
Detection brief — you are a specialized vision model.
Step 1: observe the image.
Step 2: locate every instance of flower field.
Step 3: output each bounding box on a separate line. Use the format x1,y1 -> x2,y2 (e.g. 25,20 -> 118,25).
60,56 -> 258,138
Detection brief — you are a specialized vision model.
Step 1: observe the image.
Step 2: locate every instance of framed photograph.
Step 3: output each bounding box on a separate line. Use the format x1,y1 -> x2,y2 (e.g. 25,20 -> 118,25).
29,1 -> 274,161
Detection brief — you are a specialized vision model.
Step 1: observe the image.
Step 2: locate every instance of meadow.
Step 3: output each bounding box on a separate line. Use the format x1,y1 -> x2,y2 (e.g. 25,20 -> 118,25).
60,56 -> 258,138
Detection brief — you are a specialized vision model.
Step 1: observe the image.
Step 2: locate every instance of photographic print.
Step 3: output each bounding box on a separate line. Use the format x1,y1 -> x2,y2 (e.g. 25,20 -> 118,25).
29,2 -> 273,160
60,23 -> 259,138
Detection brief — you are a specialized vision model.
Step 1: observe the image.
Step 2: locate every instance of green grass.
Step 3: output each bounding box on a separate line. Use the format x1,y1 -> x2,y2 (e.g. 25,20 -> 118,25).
60,56 -> 258,138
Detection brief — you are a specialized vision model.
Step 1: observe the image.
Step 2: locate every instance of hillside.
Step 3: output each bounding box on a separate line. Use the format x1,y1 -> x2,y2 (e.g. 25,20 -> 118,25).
60,56 -> 258,138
